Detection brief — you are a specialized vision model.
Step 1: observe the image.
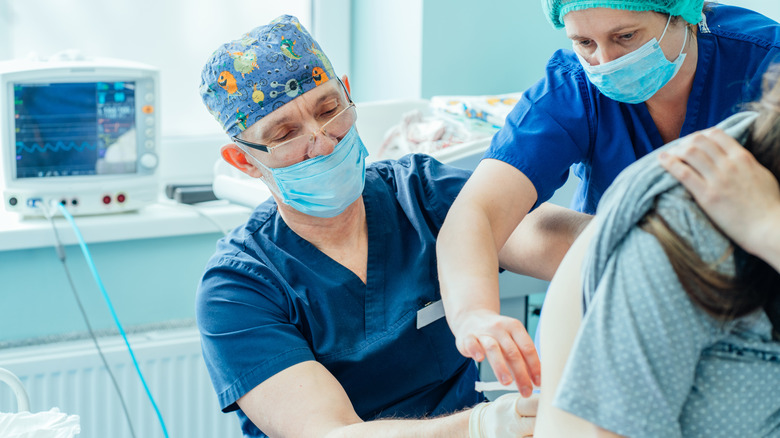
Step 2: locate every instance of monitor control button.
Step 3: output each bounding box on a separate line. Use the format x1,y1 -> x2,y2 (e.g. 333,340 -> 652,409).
140,153 -> 158,169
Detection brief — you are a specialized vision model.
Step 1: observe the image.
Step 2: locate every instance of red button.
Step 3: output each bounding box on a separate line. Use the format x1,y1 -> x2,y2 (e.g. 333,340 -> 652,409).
102,195 -> 111,204
117,193 -> 126,203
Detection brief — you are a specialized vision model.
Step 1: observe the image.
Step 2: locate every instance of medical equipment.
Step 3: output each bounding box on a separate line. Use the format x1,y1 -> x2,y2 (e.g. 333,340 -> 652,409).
0,367 -> 30,413
42,201 -> 169,437
212,159 -> 273,209
0,53 -> 161,216
475,381 -> 520,392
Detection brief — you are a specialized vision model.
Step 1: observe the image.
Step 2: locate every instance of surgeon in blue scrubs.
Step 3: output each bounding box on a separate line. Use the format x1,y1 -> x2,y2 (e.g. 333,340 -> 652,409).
196,15 -> 537,438
436,0 -> 780,393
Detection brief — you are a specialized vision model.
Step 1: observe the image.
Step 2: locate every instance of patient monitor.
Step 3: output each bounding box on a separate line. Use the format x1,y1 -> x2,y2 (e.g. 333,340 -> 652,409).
0,55 -> 160,216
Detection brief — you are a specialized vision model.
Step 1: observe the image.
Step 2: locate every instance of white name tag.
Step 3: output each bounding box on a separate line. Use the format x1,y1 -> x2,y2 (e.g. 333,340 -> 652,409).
416,299 -> 445,329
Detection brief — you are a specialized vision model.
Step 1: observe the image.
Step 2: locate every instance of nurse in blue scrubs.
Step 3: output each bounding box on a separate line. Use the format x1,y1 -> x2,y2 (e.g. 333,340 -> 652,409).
436,0 -> 780,394
196,15 -> 536,438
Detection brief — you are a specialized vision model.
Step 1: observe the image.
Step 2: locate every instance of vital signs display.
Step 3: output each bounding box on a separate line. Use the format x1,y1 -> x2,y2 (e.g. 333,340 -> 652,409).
0,57 -> 160,216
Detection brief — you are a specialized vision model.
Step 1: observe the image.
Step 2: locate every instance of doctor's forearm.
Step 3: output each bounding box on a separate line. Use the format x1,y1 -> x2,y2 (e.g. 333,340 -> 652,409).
323,410 -> 470,438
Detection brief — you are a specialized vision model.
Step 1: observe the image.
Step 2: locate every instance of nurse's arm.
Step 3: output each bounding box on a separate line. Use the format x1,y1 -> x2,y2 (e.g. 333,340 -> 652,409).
533,221 -> 623,438
498,203 -> 592,281
437,158 -> 541,395
237,360 -> 470,438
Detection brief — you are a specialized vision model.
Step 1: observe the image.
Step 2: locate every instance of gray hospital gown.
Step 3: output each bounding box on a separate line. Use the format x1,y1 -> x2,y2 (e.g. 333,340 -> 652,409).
554,112 -> 780,437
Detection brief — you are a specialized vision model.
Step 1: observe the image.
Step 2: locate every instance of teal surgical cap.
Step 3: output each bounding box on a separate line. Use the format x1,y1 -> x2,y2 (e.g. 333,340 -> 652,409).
542,0 -> 705,29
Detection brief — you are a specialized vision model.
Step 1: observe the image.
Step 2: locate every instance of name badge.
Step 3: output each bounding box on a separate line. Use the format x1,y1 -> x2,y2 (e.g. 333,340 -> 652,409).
416,299 -> 445,329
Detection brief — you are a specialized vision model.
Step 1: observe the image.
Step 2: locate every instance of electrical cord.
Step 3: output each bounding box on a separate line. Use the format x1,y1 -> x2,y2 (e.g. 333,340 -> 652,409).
169,202 -> 230,236
47,202 -> 170,438
41,202 -> 137,438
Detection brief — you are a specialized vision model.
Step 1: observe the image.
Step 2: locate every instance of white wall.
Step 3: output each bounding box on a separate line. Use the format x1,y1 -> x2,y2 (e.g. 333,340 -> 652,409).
350,0 -> 423,102
0,0 -> 311,138
312,0 -> 352,84
720,0 -> 780,21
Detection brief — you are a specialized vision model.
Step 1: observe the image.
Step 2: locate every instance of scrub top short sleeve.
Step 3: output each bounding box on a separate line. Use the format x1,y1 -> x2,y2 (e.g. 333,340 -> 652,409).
197,255 -> 316,411
484,53 -> 592,211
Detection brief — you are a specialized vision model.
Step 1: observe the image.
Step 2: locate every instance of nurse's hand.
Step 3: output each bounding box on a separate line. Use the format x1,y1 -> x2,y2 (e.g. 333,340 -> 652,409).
659,128 -> 780,268
454,309 -> 540,397
469,393 -> 538,438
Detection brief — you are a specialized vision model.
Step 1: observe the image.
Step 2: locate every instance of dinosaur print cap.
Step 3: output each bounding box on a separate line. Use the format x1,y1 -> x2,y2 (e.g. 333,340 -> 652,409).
199,15 -> 337,137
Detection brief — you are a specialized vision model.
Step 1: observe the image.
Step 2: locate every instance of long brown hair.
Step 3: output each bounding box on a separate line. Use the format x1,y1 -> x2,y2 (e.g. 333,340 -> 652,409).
641,63 -> 780,340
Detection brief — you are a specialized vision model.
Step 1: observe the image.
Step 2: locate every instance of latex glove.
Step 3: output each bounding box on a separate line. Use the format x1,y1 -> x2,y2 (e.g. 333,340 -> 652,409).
469,393 -> 538,438
454,310 -> 541,397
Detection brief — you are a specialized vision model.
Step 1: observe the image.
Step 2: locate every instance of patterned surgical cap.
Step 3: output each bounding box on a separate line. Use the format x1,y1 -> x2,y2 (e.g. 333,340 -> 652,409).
199,15 -> 337,136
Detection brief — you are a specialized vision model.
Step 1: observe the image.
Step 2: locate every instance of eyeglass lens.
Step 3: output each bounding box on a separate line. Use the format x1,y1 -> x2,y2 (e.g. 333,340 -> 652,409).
266,103 -> 356,165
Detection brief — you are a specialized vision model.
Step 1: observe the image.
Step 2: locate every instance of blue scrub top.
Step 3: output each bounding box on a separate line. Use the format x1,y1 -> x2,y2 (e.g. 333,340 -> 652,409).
485,4 -> 780,214
196,154 -> 483,437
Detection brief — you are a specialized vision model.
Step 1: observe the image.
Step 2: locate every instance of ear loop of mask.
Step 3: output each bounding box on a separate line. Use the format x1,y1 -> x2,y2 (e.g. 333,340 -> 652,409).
239,146 -> 284,197
660,14 -> 688,62
659,14 -> 672,42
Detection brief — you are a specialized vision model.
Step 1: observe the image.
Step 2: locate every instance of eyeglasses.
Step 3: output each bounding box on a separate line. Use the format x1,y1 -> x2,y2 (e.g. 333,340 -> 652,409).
232,78 -> 357,165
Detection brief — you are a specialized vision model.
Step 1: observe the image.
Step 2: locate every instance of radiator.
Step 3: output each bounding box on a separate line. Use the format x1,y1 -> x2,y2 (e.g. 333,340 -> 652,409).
0,328 -> 242,438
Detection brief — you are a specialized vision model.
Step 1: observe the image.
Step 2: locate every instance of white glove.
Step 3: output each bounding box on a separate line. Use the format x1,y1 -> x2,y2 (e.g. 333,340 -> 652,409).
469,393 -> 538,438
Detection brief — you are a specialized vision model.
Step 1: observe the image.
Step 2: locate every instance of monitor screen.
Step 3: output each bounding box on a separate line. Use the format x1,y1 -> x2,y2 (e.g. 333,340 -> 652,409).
13,81 -> 137,179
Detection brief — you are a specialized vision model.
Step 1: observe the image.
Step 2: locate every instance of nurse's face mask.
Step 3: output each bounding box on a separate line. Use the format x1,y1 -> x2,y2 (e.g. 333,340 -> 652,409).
575,14 -> 688,104
234,78 -> 369,218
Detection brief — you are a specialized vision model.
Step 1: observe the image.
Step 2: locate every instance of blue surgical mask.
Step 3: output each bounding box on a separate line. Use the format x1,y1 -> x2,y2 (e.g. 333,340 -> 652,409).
246,126 -> 369,218
576,16 -> 688,104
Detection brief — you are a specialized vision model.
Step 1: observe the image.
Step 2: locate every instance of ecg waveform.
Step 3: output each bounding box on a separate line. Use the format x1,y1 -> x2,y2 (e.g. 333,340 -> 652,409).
16,141 -> 98,154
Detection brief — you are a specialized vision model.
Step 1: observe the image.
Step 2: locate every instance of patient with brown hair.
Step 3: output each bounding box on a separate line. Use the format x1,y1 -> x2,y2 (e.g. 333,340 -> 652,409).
533,64 -> 780,438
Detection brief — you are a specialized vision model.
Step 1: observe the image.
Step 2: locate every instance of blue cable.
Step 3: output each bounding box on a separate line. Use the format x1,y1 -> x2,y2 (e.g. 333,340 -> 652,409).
56,202 -> 170,438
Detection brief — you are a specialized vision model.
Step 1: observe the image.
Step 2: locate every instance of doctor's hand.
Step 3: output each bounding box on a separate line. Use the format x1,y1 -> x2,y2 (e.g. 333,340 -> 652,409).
659,128 -> 780,262
469,393 -> 538,438
453,310 -> 540,397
